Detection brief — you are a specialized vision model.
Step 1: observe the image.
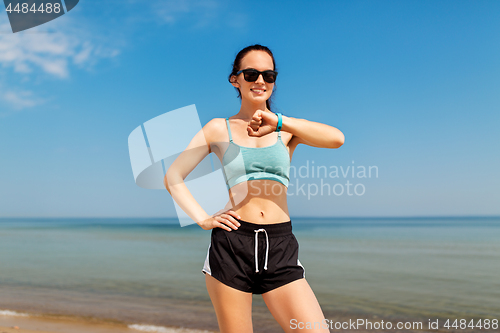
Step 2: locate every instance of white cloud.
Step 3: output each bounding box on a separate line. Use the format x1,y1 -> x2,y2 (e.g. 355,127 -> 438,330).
153,0 -> 191,24
0,87 -> 46,116
0,14 -> 121,113
151,0 -> 223,28
2,90 -> 42,108
0,19 -> 119,79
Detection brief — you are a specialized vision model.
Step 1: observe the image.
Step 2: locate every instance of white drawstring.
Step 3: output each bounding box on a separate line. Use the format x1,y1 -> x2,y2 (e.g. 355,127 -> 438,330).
254,228 -> 269,272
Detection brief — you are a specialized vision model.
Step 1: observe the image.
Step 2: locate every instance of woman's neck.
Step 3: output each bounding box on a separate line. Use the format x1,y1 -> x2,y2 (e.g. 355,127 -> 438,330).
233,99 -> 271,120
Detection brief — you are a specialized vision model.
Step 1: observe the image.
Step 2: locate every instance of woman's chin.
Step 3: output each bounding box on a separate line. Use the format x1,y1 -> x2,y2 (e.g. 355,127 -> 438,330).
245,93 -> 270,103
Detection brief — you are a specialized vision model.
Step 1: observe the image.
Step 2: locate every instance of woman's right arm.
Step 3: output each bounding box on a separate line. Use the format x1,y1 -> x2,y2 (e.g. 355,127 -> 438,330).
164,119 -> 240,231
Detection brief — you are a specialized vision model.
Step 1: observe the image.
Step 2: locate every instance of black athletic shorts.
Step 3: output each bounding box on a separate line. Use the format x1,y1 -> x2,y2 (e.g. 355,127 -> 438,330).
202,219 -> 305,294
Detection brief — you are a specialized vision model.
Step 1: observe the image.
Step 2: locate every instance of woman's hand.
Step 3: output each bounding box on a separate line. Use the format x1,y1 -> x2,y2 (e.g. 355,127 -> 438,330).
247,110 -> 278,137
197,209 -> 241,231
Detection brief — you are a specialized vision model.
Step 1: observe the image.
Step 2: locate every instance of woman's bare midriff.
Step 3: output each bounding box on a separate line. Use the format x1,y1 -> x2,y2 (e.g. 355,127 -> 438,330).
222,179 -> 290,224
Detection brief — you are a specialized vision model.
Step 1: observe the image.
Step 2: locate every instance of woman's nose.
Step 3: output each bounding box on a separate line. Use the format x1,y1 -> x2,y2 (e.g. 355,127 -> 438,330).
255,73 -> 265,83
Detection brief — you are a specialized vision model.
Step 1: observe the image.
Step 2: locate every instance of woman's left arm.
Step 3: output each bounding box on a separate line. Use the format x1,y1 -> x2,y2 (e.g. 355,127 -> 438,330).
282,115 -> 345,149
248,110 -> 344,149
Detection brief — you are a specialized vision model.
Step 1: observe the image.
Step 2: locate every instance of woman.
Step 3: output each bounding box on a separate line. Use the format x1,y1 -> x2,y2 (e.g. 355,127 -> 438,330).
165,44 -> 344,333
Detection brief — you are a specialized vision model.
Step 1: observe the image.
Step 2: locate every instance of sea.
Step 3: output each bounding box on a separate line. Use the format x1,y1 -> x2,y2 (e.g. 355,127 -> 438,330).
0,216 -> 499,332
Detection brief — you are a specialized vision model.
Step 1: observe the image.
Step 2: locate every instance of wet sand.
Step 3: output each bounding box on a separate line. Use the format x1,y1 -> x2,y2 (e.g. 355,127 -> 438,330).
0,313 -> 215,333
1,286 -> 490,333
2,309 -> 490,333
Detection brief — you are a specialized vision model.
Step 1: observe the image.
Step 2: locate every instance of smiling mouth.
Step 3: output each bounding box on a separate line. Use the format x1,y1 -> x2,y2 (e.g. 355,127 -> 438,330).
251,89 -> 266,93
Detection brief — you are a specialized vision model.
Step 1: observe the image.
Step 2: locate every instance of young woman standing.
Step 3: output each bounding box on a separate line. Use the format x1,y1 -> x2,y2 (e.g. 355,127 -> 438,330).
165,44 -> 344,333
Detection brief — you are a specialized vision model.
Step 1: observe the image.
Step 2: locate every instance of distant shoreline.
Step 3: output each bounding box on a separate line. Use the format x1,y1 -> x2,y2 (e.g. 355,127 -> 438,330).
1,215 -> 499,220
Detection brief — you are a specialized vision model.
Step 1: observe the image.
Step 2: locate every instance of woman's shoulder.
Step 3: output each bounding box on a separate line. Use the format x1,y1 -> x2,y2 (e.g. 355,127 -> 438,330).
204,117 -> 227,130
203,118 -> 227,141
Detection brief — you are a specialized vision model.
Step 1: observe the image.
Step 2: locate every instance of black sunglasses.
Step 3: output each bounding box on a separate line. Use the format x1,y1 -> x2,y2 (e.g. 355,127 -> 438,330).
236,69 -> 278,83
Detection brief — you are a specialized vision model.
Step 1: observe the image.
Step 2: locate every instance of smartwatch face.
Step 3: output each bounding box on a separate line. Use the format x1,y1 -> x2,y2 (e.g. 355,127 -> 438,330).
4,0 -> 80,33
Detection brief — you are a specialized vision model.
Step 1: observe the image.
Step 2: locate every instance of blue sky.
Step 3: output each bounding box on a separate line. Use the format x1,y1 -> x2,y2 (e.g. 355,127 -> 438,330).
0,0 -> 499,218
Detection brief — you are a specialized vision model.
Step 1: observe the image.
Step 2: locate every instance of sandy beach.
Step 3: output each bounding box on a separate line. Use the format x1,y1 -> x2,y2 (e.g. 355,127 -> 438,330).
0,324 -> 210,333
0,311 -> 215,333
1,307 -> 492,333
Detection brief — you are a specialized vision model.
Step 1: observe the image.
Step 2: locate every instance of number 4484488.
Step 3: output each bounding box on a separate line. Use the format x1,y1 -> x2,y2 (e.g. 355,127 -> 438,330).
443,319 -> 498,330
6,2 -> 62,14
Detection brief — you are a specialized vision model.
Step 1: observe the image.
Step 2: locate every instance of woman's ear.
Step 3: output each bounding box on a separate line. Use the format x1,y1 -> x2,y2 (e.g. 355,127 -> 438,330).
229,75 -> 240,88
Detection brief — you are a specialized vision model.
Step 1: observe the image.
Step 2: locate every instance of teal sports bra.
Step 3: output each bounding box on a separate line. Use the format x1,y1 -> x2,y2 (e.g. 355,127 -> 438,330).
222,118 -> 290,190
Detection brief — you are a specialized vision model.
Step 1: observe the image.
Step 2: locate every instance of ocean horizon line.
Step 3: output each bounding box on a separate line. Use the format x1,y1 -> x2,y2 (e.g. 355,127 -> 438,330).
1,214 -> 499,221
